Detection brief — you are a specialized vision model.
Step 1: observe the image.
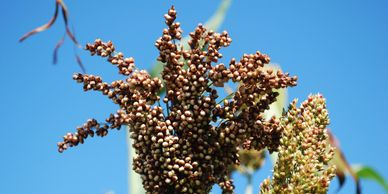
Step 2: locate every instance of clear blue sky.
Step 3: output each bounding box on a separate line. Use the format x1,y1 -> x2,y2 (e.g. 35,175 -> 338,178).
1,0 -> 387,193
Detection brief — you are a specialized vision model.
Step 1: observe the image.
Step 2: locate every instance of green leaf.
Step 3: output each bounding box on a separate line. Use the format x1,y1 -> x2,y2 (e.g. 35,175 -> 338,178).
203,0 -> 232,33
352,165 -> 388,192
149,61 -> 164,79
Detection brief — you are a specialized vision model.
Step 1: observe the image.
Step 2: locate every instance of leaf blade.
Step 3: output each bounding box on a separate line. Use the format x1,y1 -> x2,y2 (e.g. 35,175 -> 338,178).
352,165 -> 388,192
19,1 -> 59,42
328,130 -> 362,194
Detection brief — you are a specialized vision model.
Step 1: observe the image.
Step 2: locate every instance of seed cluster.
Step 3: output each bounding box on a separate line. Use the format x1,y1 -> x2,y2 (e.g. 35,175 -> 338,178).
58,47 -> 163,153
58,6 -> 299,193
85,39 -> 136,75
260,95 -> 336,194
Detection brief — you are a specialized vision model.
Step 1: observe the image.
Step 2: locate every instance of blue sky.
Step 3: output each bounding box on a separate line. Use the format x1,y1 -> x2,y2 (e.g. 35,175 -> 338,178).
1,0 -> 387,193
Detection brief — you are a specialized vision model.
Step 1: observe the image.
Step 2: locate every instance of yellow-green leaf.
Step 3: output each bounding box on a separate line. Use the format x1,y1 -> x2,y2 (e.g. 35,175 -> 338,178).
352,165 -> 388,192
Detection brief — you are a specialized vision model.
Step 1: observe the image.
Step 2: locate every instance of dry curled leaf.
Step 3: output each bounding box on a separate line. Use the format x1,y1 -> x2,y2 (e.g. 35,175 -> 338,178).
19,1 -> 60,42
328,129 -> 361,194
20,0 -> 84,72
53,34 -> 65,64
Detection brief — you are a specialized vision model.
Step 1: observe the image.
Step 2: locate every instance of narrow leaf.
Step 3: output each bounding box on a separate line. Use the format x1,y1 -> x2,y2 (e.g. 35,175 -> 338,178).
328,130 -> 362,194
20,0 -> 84,72
203,0 -> 232,32
224,85 -> 233,95
336,167 -> 346,193
352,165 -> 388,192
150,61 -> 164,79
75,55 -> 86,73
53,34 -> 65,64
59,0 -> 79,45
19,1 -> 59,42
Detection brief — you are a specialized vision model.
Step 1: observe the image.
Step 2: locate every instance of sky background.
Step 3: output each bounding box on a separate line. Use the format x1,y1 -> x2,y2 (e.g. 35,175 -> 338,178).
1,0 -> 387,193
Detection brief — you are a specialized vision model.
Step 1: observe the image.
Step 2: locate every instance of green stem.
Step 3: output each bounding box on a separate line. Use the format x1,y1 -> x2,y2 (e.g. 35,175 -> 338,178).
127,127 -> 145,194
245,171 -> 253,194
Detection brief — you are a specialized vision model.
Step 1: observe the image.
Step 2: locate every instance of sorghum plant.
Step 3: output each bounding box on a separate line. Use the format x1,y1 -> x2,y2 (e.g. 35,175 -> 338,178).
57,6 -> 335,193
260,95 -> 336,193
